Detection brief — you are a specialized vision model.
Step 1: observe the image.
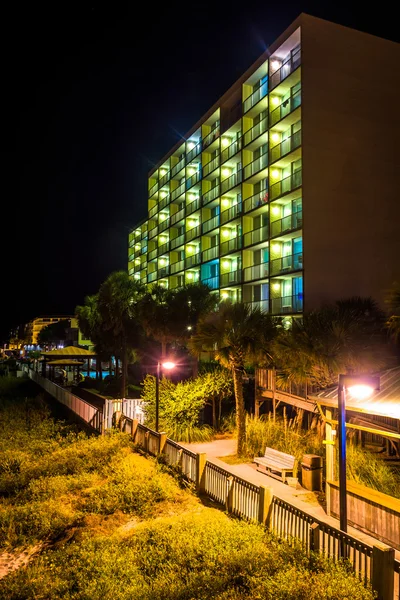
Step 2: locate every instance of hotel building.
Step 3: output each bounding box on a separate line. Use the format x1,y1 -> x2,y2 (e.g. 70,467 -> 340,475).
128,14 -> 400,320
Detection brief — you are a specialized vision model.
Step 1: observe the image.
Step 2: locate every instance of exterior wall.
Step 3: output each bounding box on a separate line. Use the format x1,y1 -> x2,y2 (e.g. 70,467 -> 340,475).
301,15 -> 400,309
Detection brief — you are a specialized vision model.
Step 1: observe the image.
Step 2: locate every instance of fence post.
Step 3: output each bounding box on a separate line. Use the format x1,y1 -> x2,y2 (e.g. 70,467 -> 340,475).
372,543 -> 394,600
258,485 -> 273,526
196,453 -> 207,493
131,419 -> 139,442
309,523 -> 320,553
144,431 -> 150,453
226,476 -> 234,513
159,432 -> 167,454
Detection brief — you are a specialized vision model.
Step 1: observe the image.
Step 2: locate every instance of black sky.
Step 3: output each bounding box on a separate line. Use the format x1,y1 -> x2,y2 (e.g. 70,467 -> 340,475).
3,1 -> 399,343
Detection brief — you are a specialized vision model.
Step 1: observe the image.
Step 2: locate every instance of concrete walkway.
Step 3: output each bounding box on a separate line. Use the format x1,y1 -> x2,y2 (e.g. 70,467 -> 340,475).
181,438 -> 400,559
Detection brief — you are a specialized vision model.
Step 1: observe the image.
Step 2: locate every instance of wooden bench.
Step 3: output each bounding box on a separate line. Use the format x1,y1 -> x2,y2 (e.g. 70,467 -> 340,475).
254,448 -> 298,483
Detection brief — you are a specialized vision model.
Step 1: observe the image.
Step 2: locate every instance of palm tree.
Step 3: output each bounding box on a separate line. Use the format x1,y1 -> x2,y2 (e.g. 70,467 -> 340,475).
190,302 -> 277,456
97,271 -> 145,397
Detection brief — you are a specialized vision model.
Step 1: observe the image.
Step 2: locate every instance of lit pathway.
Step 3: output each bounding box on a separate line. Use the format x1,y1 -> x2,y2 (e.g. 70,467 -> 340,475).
181,438 -> 400,560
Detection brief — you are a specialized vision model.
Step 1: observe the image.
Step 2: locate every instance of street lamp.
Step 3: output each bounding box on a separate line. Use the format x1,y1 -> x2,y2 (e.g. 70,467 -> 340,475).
155,360 -> 176,432
337,374 -> 380,532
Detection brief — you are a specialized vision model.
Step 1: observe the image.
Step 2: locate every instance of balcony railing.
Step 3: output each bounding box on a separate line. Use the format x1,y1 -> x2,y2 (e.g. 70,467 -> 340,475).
141,231 -> 148,241
271,294 -> 303,314
243,116 -> 268,146
244,150 -> 268,180
186,171 -> 201,190
158,242 -> 169,255
270,45 -> 301,90
170,259 -> 184,274
186,141 -> 202,163
186,197 -> 200,215
201,275 -> 219,290
170,233 -> 185,250
270,129 -> 301,163
159,194 -> 170,210
171,182 -> 185,201
202,246 -> 219,262
220,270 -> 242,286
171,157 -> 185,177
221,138 -> 242,163
270,251 -> 303,275
243,225 -> 268,247
243,81 -> 268,113
159,172 -> 170,187
270,211 -> 302,238
244,191 -> 269,212
202,185 -> 220,206
128,253 -> 135,263
220,203 -> 242,224
158,218 -> 170,232
170,207 -> 185,225
186,224 -> 201,241
270,87 -> 301,126
148,226 -> 158,239
149,205 -> 158,218
148,248 -> 157,261
220,236 -> 242,255
246,299 -> 269,313
185,253 -> 201,268
158,266 -> 169,278
202,215 -> 220,234
221,170 -> 242,194
203,156 -> 220,177
270,170 -> 302,200
148,182 -> 158,197
243,263 -> 269,281
147,272 -> 157,283
202,127 -> 220,149
141,244 -> 148,255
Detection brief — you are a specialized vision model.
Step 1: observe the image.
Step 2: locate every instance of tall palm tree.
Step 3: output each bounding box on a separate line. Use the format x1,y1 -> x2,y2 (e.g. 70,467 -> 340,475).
97,271 -> 145,397
190,303 -> 277,456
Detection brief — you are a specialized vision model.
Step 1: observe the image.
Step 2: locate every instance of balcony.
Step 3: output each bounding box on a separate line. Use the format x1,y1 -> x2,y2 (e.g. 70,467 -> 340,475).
270,211 -> 302,238
221,171 -> 242,194
158,218 -> 170,232
220,270 -> 242,287
246,299 -> 269,313
203,127 -> 220,149
170,207 -> 185,225
270,44 -> 301,90
202,246 -> 219,262
185,253 -> 201,268
186,171 -> 201,190
221,138 -> 241,163
244,191 -> 269,213
159,171 -> 170,187
202,275 -> 219,290
271,294 -> 303,314
158,266 -> 169,278
128,252 -> 135,263
159,194 -> 170,210
148,225 -> 158,239
186,196 -> 201,215
171,182 -> 185,201
186,224 -> 201,241
243,151 -> 268,180
141,231 -> 148,241
170,233 -> 185,250
202,215 -> 220,234
243,116 -> 268,147
202,185 -> 220,206
158,242 -> 169,255
270,170 -> 302,200
220,236 -> 242,255
149,205 -> 158,218
203,156 -> 220,177
243,225 -> 268,247
220,203 -> 242,224
170,259 -> 184,274
141,244 -> 148,255
171,157 -> 185,177
186,141 -> 202,163
270,251 -> 303,275
270,129 -> 301,164
270,87 -> 301,126
147,272 -> 157,283
243,81 -> 268,113
243,263 -> 269,281
148,182 -> 158,197
148,248 -> 157,261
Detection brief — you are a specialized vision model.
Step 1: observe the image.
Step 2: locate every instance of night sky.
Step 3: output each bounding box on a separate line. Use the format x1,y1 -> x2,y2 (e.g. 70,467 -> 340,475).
3,1 -> 398,343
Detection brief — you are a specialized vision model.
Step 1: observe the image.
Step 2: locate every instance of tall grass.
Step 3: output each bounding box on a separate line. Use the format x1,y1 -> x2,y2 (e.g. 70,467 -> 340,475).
164,423 -> 214,443
346,445 -> 400,499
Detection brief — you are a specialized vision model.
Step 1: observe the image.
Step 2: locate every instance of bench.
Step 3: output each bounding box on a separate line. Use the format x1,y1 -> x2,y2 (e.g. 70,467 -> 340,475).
254,447 -> 298,484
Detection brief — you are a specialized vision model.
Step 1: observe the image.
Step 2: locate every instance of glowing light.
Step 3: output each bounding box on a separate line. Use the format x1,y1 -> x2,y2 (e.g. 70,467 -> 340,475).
271,206 -> 280,215
272,283 -> 280,291
187,325 -> 193,331
160,169 -> 166,176
188,220 -> 197,228
272,243 -> 281,253
221,137 -> 230,147
159,258 -> 166,266
135,230 -> 140,236
271,60 -> 280,71
347,385 -> 374,400
222,229 -> 230,238
187,273 -> 194,280
221,292 -> 229,299
162,361 -> 176,370
222,261 -> 230,269
222,168 -> 231,178
188,167 -> 196,176
187,245 -> 194,254
159,213 -> 166,221
135,258 -> 141,264
135,244 -> 140,250
159,236 -> 167,243
187,142 -> 195,150
188,193 -> 195,201
271,169 -> 280,179
134,273 -> 140,280
221,198 -> 230,207
160,191 -> 167,198
271,96 -> 280,106
271,132 -> 280,142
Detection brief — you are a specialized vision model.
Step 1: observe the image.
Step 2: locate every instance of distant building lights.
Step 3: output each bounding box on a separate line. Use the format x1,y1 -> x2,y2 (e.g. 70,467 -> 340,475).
221,198 -> 230,207
271,96 -> 280,106
271,169 -> 280,179
187,273 -> 194,280
271,132 -> 280,142
188,220 -> 197,228
272,282 -> 280,291
221,137 -> 230,147
187,245 -> 194,254
222,229 -> 230,238
271,206 -> 280,215
159,258 -> 166,266
222,168 -> 231,178
222,261 -> 230,269
159,236 -> 167,243
272,243 -> 281,253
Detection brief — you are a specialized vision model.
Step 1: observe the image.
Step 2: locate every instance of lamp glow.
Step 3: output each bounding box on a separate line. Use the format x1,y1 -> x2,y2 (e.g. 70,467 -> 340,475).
135,244 -> 140,250
271,169 -> 279,178
221,292 -> 229,299
135,230 -> 140,236
272,243 -> 281,253
160,169 -> 166,176
271,132 -> 280,142
271,206 -> 280,215
159,213 -> 166,221
221,198 -> 230,207
187,273 -> 193,280
159,236 -> 166,243
347,385 -> 375,400
188,167 -> 196,176
188,220 -> 197,228
134,273 -> 140,280
188,193 -> 195,201
187,141 -> 195,150
160,191 -> 167,198
162,361 -> 176,370
222,260 -> 230,269
271,60 -> 280,71
222,168 -> 231,178
135,258 -> 140,264
222,229 -> 230,238
271,96 -> 280,106
187,245 -> 194,253
159,258 -> 166,266
222,137 -> 230,147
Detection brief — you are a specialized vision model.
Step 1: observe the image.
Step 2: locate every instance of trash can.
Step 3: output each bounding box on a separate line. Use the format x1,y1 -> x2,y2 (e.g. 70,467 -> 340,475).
301,454 -> 323,491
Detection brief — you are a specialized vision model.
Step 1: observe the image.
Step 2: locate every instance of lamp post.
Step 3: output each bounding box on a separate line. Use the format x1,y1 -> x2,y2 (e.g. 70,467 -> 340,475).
337,374 -> 380,533
155,360 -> 176,432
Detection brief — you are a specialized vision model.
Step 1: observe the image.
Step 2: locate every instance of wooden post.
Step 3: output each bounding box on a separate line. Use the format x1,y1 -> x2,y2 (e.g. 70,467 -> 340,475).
159,432 -> 167,454
113,410 -> 122,429
372,543 -> 395,600
272,367 -> 276,421
196,453 -> 207,493
226,476 -> 234,513
144,431 -> 149,453
131,418 -> 139,442
258,485 -> 273,526
310,523 -> 320,552
325,407 -> 335,516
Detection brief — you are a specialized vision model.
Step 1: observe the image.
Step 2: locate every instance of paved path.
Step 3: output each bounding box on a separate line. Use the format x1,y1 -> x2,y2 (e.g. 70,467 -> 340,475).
181,438 -> 400,559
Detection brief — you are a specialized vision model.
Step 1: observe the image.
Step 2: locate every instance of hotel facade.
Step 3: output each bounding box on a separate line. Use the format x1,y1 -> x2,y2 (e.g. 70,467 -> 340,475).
128,14 -> 400,321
